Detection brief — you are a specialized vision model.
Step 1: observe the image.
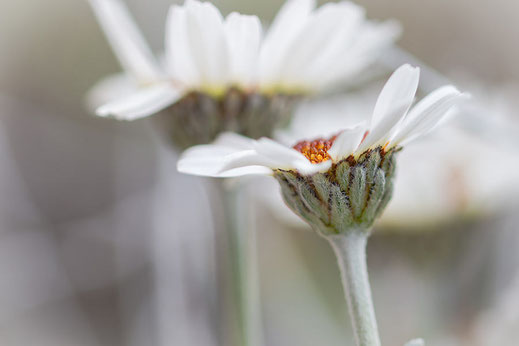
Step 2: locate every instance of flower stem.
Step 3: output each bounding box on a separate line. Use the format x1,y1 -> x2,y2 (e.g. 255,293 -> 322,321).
223,180 -> 264,346
327,231 -> 381,346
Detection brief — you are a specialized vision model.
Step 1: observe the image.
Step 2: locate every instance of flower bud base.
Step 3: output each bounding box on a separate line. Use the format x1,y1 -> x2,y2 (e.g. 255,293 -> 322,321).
274,147 -> 399,236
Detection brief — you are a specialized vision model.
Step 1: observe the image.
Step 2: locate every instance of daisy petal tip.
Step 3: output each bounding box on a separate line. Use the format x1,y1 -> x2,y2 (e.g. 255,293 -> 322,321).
395,63 -> 420,78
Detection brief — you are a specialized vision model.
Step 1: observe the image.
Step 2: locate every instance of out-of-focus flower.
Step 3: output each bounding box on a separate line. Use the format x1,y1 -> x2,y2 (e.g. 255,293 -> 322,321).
88,0 -> 399,147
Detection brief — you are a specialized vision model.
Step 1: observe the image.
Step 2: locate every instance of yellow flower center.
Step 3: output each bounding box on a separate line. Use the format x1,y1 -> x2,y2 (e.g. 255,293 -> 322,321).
293,135 -> 338,164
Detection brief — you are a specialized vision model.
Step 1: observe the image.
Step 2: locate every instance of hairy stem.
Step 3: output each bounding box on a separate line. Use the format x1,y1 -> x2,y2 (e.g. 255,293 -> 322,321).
327,231 -> 381,346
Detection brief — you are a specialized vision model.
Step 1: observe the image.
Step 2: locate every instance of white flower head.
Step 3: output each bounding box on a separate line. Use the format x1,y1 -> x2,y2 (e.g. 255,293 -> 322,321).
88,0 -> 400,121
178,64 -> 468,178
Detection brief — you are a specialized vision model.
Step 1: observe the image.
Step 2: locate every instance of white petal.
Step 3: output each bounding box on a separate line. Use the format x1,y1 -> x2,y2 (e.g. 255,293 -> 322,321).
279,2 -> 364,87
219,166 -> 274,177
254,138 -> 332,175
214,132 -> 256,150
185,0 -> 229,87
87,73 -> 138,111
372,64 -> 420,127
357,64 -> 419,152
218,150 -> 279,173
328,125 -> 367,161
177,145 -> 236,177
165,5 -> 199,86
317,19 -> 401,89
177,133 -> 332,178
221,137 -> 315,173
294,159 -> 332,175
259,0 -> 316,86
225,12 -> 262,87
177,142 -> 273,178
96,84 -> 180,120
177,133 -> 275,178
275,92 -> 375,145
254,138 -> 311,169
391,86 -> 468,146
89,0 -> 161,82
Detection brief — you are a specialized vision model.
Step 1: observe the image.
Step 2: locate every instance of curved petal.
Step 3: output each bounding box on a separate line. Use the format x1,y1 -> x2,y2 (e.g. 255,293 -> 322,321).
218,150 -> 279,173
218,137 -> 318,174
254,138 -> 311,168
279,1 -> 364,87
185,0 -> 229,88
96,84 -> 180,120
214,132 -> 257,150
357,64 -> 419,152
225,12 -> 262,87
165,5 -> 199,86
255,138 -> 331,174
316,19 -> 401,89
177,133 -> 334,178
391,86 -> 468,146
328,125 -> 367,161
259,0 -> 316,86
89,0 -> 161,82
219,166 -> 274,177
294,159 -> 332,175
372,64 -> 420,126
177,143 -> 273,178
177,133 -> 276,178
87,73 -> 138,111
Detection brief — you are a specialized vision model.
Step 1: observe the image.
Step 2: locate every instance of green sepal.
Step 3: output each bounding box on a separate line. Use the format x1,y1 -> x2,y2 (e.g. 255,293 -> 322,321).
273,148 -> 399,236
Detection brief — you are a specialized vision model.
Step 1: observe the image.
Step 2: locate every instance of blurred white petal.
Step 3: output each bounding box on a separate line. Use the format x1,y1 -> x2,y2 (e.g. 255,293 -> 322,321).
96,84 -> 180,120
259,0 -> 316,85
214,132 -> 257,150
185,0 -> 229,87
89,0 -> 161,82
87,73 -> 138,110
165,5 -> 199,86
318,20 -> 401,89
90,0 -> 398,109
280,1 -> 364,87
225,12 -> 262,87
275,91 -> 376,145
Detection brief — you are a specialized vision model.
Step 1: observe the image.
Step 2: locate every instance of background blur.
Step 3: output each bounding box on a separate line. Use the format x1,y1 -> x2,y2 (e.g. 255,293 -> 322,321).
1,0 -> 519,345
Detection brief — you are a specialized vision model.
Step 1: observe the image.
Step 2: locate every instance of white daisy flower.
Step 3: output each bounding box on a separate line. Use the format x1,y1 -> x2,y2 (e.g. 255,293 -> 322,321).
178,64 -> 468,231
88,0 -> 399,147
258,79 -> 519,231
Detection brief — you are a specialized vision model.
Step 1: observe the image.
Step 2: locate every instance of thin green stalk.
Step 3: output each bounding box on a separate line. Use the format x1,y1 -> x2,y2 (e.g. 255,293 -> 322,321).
327,230 -> 381,346
223,180 -> 264,346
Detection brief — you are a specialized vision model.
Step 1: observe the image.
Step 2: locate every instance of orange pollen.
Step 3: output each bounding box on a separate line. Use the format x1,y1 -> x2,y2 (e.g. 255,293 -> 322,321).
293,135 -> 338,164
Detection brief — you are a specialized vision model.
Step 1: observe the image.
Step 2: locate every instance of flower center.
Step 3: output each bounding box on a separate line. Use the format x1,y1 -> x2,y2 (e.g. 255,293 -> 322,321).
293,135 -> 338,164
